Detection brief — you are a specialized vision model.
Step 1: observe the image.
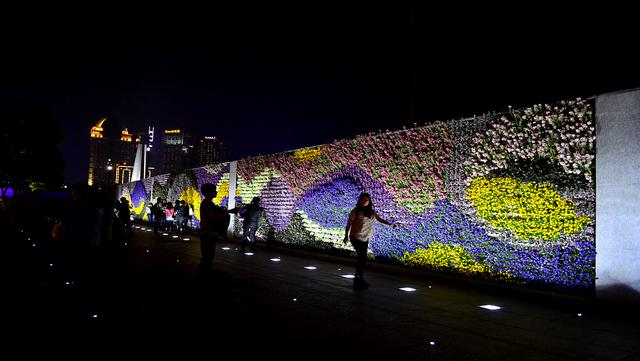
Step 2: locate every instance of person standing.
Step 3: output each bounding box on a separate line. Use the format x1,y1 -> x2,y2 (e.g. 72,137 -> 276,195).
117,197 -> 133,235
239,197 -> 265,252
198,183 -> 231,279
343,192 -> 395,288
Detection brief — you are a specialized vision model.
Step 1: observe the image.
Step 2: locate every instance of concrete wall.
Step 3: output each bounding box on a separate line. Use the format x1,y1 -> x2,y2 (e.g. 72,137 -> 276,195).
596,88 -> 640,303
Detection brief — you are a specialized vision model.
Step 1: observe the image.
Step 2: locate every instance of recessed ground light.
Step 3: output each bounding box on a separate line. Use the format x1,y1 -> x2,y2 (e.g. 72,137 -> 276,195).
222,247 -> 230,250
429,341 -> 436,346
304,266 -> 317,270
479,305 -> 501,310
577,313 -> 583,317
270,258 -> 281,262
341,275 -> 355,279
399,287 -> 416,292
162,233 -> 169,236
183,238 -> 190,241
244,252 -> 254,256
172,235 -> 179,238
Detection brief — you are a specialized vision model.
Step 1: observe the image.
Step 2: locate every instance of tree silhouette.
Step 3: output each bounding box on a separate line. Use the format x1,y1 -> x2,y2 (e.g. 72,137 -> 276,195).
0,101 -> 66,191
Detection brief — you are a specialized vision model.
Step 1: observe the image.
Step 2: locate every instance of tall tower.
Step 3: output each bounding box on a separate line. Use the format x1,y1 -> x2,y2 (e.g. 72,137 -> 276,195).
131,143 -> 147,182
87,118 -> 109,186
161,129 -> 193,174
87,118 -> 139,187
194,136 -> 224,167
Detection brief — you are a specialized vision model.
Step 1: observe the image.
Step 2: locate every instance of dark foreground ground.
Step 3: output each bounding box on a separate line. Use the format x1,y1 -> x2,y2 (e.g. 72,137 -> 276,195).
5,219 -> 640,360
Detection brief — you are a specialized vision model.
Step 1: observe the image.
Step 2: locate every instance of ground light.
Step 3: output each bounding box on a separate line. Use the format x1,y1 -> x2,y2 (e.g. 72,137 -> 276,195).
270,258 -> 281,262
399,287 -> 416,292
222,247 -> 230,250
479,305 -> 501,310
341,275 -> 355,279
244,252 -> 254,256
304,266 -> 317,270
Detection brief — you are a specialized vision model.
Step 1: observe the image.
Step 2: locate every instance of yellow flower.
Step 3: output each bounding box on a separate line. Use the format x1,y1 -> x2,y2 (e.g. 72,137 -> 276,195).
292,147 -> 322,163
467,177 -> 589,240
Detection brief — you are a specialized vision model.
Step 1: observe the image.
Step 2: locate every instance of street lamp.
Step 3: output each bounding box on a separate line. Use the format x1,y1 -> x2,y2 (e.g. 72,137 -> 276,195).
106,162 -> 114,187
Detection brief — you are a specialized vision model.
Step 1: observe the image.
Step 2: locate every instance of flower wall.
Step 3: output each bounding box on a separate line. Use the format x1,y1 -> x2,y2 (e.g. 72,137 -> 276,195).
119,164 -> 230,229
121,98 -> 595,290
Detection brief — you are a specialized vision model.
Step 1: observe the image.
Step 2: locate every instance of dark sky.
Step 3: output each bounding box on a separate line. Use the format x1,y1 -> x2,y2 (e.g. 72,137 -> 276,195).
1,4 -> 638,184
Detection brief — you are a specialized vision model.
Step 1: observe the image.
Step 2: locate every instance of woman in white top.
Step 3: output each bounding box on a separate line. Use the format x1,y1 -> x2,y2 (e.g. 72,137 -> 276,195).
344,192 -> 395,288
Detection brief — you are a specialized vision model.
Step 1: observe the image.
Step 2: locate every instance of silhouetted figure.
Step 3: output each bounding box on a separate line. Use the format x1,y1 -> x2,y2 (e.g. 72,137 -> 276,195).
198,183 -> 231,279
53,183 -> 101,283
175,200 -> 190,233
152,197 -> 165,234
117,197 -> 133,235
239,197 -> 265,252
343,192 -> 395,288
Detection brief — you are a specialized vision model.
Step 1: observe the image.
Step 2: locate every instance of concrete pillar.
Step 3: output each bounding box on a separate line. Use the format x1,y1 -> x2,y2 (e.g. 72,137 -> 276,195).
227,161 -> 237,238
595,88 -> 640,303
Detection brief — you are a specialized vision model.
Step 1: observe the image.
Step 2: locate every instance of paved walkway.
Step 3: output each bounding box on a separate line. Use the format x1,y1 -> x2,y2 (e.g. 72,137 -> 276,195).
8,222 -> 640,360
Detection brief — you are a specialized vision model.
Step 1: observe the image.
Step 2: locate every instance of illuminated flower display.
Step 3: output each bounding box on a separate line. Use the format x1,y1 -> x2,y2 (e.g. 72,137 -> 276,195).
465,98 -> 594,185
121,98 -> 595,290
467,177 -> 589,240
130,181 -> 148,219
259,177 -> 296,232
298,177 -> 362,228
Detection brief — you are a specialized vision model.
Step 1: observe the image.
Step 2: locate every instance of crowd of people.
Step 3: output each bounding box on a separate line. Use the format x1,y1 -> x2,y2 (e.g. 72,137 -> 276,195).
23,182 -> 393,289
148,198 -> 194,234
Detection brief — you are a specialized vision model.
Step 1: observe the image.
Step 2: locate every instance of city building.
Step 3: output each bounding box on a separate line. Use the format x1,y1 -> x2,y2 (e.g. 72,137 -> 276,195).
87,118 -> 153,187
194,135 -> 225,167
160,129 -> 193,174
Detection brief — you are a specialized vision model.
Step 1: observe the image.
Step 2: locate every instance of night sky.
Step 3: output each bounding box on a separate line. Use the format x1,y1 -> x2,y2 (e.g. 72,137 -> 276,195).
1,4 -> 638,184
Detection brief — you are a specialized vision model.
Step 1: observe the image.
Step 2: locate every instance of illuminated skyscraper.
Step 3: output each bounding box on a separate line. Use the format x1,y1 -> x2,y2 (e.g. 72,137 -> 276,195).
160,129 -> 193,174
194,136 -> 225,167
88,118 -> 110,187
87,118 -> 140,187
